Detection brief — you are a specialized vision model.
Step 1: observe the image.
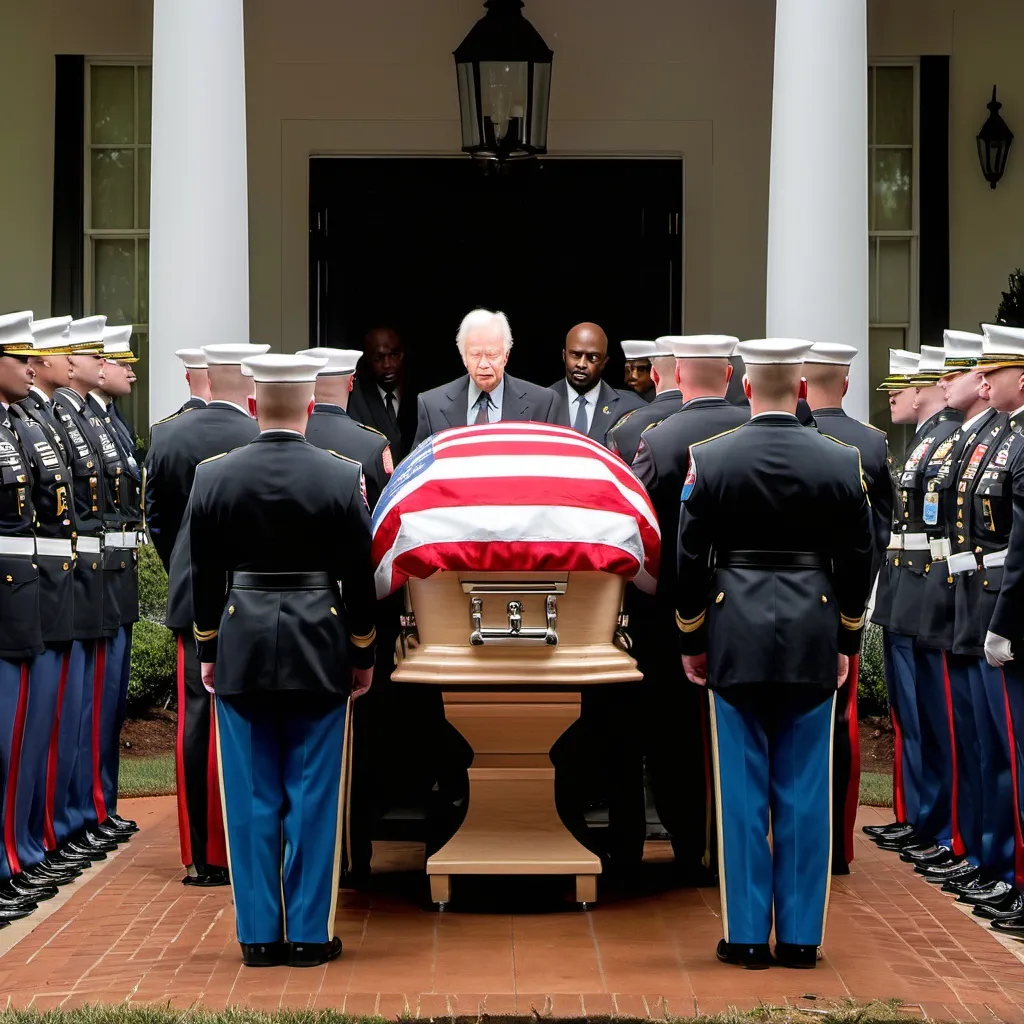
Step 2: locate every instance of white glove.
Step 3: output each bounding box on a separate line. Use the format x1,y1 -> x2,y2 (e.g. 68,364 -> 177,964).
985,631 -> 1014,668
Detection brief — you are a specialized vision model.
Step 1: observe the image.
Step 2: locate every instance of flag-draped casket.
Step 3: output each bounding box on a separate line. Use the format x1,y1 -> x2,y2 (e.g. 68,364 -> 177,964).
371,423 -> 660,685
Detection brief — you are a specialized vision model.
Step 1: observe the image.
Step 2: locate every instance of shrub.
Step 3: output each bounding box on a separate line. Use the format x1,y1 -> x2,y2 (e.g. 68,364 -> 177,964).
129,616 -> 177,710
858,622 -> 889,716
137,542 -> 168,621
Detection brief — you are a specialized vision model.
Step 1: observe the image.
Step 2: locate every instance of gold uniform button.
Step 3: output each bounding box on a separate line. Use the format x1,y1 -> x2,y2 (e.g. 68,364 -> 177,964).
715,593 -> 725,604
947,576 -> 954,584
92,562 -> 98,570
63,562 -> 69,571
983,580 -> 989,587
821,595 -> 828,604
228,606 -> 235,615
4,576 -> 11,583
120,561 -> 126,569
331,607 -> 338,616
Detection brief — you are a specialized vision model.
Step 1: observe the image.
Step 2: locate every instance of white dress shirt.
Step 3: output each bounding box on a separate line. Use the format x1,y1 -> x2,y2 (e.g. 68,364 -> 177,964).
567,380 -> 603,434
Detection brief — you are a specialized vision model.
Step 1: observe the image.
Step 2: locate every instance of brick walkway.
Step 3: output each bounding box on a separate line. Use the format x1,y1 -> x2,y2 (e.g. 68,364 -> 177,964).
0,798 -> 1022,1020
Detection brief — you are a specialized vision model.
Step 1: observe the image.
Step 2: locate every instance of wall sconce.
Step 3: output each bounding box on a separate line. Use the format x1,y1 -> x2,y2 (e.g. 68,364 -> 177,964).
977,86 -> 1014,190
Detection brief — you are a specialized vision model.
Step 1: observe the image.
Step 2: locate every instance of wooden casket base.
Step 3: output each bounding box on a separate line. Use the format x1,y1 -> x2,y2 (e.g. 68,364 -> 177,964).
391,571 -> 641,908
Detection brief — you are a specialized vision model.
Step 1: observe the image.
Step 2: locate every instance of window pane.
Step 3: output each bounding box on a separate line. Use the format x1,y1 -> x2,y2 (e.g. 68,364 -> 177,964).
138,239 -> 149,325
868,67 -> 875,146
875,66 -> 914,146
91,149 -> 135,229
869,241 -> 877,321
877,238 -> 912,324
138,147 -> 151,229
138,65 -> 152,145
94,238 -> 137,325
872,149 -> 913,231
91,65 -> 135,145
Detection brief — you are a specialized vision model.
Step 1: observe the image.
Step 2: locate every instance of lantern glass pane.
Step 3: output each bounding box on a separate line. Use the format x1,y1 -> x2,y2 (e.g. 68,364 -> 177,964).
456,62 -> 482,149
529,62 -> 551,150
877,238 -> 912,323
874,67 -> 914,145
872,149 -> 913,230
479,60 -> 528,144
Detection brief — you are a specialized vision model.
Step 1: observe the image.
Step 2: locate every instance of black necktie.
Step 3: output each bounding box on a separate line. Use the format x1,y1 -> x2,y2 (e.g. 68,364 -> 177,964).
474,393 -> 492,425
384,391 -> 398,428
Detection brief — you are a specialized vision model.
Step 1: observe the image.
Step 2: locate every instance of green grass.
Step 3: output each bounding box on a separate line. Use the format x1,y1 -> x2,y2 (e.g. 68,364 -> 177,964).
0,1000 -> 930,1023
859,771 -> 894,809
118,753 -> 176,798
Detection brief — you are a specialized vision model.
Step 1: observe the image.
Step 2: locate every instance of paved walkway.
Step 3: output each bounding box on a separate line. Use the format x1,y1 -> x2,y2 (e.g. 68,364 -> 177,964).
0,798 -> 1022,1020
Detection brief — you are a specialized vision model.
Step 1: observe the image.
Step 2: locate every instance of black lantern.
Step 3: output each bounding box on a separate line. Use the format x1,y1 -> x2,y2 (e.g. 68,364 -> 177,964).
977,86 -> 1014,190
454,0 -> 554,170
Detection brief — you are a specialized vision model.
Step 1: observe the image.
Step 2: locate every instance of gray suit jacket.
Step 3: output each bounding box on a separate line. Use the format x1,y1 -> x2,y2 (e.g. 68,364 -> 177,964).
413,373 -> 559,448
549,378 -> 645,448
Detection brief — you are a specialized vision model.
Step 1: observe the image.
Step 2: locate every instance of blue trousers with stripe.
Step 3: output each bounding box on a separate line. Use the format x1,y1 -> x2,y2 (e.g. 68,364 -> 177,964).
884,631 -> 922,827
710,688 -> 835,948
1001,660 -> 1024,887
912,645 -> 954,849
50,641 -> 89,845
0,657 -> 29,880
216,694 -> 347,946
70,640 -> 100,833
945,654 -> 983,865
99,627 -> 131,817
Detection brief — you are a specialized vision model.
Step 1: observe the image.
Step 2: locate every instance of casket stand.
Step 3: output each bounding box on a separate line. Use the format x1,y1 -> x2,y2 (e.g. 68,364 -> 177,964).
392,569 -> 641,908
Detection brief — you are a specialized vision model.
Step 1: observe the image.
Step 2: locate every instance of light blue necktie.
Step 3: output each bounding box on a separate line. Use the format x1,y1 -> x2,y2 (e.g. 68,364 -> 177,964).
573,394 -> 588,433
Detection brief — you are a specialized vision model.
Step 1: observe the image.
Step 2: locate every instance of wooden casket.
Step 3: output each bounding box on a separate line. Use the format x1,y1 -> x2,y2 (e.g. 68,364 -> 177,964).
392,569 -> 641,908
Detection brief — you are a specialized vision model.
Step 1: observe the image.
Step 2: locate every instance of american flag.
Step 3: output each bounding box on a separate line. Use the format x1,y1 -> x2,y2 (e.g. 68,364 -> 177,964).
371,422 -> 661,600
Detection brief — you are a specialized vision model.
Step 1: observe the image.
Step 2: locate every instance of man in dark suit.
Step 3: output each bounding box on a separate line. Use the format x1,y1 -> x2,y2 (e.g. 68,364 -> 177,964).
550,324 -> 644,448
414,309 -> 558,447
348,328 -> 417,463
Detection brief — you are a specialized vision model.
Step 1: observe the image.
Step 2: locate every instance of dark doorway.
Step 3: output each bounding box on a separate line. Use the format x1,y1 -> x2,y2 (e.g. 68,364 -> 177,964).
309,157 -> 683,391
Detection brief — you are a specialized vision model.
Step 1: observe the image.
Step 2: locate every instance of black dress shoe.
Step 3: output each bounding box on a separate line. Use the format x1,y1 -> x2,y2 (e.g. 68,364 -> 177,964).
871,825 -> 918,844
49,846 -> 93,866
0,903 -> 35,923
240,941 -> 288,967
901,845 -> 954,866
289,936 -> 344,968
106,813 -> 138,832
863,821 -> 910,837
0,892 -> 39,913
82,832 -> 119,852
775,942 -> 818,969
715,939 -> 773,970
916,858 -> 974,880
992,915 -> 1024,934
955,880 -> 1012,905
93,825 -> 131,844
63,841 -> 106,861
1,877 -> 58,901
22,864 -> 80,886
876,832 -> 928,851
973,892 -> 1024,921
183,867 -> 230,888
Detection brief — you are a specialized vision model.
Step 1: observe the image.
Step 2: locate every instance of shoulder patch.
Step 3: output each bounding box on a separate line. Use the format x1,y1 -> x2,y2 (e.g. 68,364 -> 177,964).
197,451 -> 228,467
381,444 -> 394,475
681,451 -> 698,502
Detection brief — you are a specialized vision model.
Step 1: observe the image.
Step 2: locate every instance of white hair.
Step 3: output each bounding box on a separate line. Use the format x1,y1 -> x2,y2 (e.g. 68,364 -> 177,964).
456,308 -> 513,356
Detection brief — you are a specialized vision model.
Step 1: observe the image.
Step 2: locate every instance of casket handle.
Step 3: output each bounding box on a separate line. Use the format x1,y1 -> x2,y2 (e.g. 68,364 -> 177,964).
469,595 -> 559,646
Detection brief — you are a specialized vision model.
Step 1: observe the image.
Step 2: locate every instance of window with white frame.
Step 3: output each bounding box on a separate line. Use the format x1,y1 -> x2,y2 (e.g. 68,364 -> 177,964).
868,61 -> 919,432
84,60 -> 151,435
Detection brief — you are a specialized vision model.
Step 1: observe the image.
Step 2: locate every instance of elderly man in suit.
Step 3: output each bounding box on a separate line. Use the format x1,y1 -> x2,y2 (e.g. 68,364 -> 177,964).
413,309 -> 557,447
550,324 -> 644,448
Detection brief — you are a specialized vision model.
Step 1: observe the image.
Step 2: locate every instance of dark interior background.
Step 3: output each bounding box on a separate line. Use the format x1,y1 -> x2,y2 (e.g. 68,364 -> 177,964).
309,157 -> 683,392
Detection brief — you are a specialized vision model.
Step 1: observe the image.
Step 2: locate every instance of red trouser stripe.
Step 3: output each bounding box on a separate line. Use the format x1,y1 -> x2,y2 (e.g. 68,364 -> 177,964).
4,664 -> 30,875
43,650 -> 71,851
1001,675 -> 1024,889
205,694 -> 227,868
90,640 -> 107,823
891,705 -> 906,823
174,636 -> 192,866
844,655 -> 862,864
941,653 -> 965,857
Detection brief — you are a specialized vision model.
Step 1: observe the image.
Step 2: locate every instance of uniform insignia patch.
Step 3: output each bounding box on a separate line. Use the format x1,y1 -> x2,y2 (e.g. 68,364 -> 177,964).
904,437 -> 934,473
962,444 -> 989,481
994,444 -> 1011,468
681,455 -> 697,502
602,405 -> 610,414
381,445 -> 394,475
923,491 -> 939,526
931,437 -> 956,463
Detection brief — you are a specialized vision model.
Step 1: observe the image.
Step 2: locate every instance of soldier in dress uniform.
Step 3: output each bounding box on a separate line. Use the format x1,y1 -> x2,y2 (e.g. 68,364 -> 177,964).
607,337 -> 683,464
188,353 -> 376,968
676,338 -> 873,969
977,324 -> 1024,932
801,342 -> 893,875
0,314 -> 84,901
145,343 -> 268,887
629,335 -> 746,882
148,349 -> 211,454
298,347 -> 394,511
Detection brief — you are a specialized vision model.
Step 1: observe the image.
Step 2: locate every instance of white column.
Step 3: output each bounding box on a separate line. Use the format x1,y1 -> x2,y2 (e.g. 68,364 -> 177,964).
148,0 -> 249,424
766,0 -> 869,421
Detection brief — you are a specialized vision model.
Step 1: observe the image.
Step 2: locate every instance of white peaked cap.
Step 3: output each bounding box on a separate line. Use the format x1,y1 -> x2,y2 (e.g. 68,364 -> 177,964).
69,315 -> 107,349
242,354 -> 327,384
805,342 -> 859,366
175,349 -> 208,369
30,316 -> 73,352
662,335 -> 738,359
981,323 -> 1024,360
620,340 -> 658,360
735,338 -> 814,365
102,325 -> 134,359
917,345 -> 947,374
102,325 -> 132,345
0,311 -> 34,350
942,330 -> 983,368
296,347 -> 361,375
889,349 -> 920,376
203,344 -> 271,366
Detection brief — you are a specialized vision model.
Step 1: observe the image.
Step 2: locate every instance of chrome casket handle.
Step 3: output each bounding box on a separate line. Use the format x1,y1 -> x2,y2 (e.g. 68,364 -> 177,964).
469,595 -> 559,646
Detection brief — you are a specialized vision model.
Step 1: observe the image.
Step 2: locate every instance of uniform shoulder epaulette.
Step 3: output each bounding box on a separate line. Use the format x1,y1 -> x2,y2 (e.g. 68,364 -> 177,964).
151,412 -> 181,427
640,419 -> 667,435
197,451 -> 229,467
326,448 -> 362,466
610,408 -> 639,432
356,422 -> 387,439
691,424 -> 743,450
863,421 -> 887,436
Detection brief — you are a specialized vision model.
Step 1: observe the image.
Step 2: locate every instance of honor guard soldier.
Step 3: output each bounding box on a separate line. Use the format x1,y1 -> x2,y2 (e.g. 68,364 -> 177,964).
146,342 -> 268,887
0,314 -> 67,923
607,337 -> 683,464
622,341 -> 656,403
676,338 -> 873,970
0,314 -> 83,901
298,347 -> 394,511
802,342 -> 894,874
630,335 -> 747,882
188,353 -> 376,968
148,349 -> 211,452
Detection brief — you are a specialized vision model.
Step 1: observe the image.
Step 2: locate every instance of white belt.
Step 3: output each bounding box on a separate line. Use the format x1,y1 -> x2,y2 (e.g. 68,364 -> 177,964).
930,538 -> 951,560
36,538 -> 73,558
947,551 -> 979,575
0,537 -> 35,557
903,533 -> 930,552
984,549 -> 1007,569
886,534 -> 903,552
76,536 -> 101,554
103,531 -> 141,550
